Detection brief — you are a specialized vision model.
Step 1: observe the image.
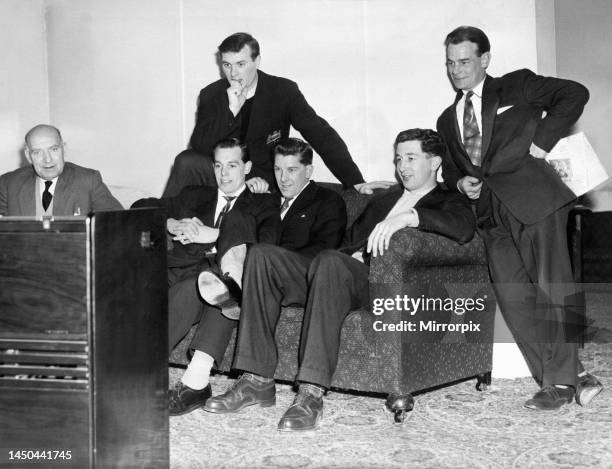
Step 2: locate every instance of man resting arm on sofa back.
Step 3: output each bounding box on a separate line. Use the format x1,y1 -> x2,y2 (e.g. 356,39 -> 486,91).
204,128 -> 476,432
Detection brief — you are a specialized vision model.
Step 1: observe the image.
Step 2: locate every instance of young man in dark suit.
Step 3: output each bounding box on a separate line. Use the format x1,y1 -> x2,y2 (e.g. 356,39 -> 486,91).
436,26 -> 603,410
166,138 -> 347,416
0,124 -> 122,216
162,32 -> 393,197
132,138 -> 279,354
204,129 -> 476,431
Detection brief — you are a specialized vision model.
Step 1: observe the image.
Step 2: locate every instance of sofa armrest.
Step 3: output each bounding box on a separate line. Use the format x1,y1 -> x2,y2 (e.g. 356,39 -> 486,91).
369,228 -> 487,283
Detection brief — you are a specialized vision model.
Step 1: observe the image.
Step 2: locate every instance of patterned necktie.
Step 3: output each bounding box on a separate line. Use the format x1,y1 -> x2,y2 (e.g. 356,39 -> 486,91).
42,180 -> 53,211
463,90 -> 482,166
280,197 -> 293,217
214,196 -> 236,228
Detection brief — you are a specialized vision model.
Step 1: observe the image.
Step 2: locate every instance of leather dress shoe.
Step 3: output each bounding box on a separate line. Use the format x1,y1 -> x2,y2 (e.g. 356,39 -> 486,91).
204,374 -> 275,414
278,391 -> 323,432
198,270 -> 242,320
168,382 -> 211,416
576,372 -> 604,406
524,385 -> 574,410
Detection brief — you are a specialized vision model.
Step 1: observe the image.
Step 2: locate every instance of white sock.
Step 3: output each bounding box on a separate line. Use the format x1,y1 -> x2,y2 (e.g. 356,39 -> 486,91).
578,371 -> 587,378
181,351 -> 214,390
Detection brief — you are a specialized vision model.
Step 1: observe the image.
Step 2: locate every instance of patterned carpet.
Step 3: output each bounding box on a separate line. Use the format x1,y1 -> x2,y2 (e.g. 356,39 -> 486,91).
169,288 -> 612,469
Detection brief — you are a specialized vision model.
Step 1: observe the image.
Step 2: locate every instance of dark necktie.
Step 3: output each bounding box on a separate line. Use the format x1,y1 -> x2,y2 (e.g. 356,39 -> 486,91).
280,197 -> 293,217
42,180 -> 53,211
214,196 -> 236,228
463,90 -> 482,166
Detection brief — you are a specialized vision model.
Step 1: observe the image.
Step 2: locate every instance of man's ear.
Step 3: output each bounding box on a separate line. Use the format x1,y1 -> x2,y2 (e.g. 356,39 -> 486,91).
305,164 -> 314,179
244,161 -> 252,175
430,156 -> 442,172
24,148 -> 32,164
254,55 -> 261,68
480,51 -> 491,70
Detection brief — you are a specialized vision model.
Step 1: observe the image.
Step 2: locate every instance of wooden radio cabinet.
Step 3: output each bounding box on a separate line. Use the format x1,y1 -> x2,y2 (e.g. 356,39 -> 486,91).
0,209 -> 168,468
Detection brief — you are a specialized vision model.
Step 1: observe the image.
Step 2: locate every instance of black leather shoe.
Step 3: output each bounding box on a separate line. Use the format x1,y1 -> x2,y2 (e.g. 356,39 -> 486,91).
198,270 -> 242,320
278,391 -> 323,432
524,385 -> 574,410
576,372 -> 604,406
203,374 -> 275,414
168,382 -> 211,416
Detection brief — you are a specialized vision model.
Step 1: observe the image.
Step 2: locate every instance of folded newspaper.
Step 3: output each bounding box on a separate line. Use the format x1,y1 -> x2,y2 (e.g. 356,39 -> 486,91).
546,132 -> 609,196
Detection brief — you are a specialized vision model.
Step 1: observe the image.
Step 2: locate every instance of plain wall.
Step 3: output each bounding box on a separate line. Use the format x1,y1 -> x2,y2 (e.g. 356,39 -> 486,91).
0,0 -> 49,174
555,0 -> 612,182
2,0 -> 543,197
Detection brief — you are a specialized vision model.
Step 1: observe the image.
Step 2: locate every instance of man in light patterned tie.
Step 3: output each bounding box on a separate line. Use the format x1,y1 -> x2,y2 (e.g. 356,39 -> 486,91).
436,26 -> 603,410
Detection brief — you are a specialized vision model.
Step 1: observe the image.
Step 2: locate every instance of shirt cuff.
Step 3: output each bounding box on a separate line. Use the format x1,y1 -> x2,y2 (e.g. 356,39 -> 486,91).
529,142 -> 548,159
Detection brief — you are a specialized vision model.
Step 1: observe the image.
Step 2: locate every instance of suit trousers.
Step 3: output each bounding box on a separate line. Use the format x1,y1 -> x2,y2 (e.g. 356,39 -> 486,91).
234,244 -> 312,378
479,194 -> 582,387
234,247 -> 370,389
167,209 -> 258,353
162,149 -> 217,198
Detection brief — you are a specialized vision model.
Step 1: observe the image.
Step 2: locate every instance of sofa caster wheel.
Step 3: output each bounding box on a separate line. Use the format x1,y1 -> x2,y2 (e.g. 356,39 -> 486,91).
476,371 -> 491,391
385,393 -> 414,424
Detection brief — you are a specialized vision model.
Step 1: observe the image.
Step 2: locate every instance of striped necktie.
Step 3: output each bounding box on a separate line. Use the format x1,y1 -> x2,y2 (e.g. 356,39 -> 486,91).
463,90 -> 482,166
214,196 -> 236,228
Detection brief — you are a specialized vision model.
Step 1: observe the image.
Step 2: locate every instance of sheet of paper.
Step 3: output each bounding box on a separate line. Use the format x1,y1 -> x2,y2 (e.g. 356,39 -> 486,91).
546,132 -> 609,196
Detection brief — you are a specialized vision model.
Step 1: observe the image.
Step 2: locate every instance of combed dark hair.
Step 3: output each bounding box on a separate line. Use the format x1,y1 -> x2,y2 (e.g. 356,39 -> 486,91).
218,32 -> 260,59
394,129 -> 446,158
273,138 -> 313,166
444,26 -> 490,56
213,137 -> 249,162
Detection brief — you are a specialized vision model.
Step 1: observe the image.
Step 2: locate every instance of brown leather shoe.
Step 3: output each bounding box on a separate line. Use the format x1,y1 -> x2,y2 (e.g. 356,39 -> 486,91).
168,382 -> 211,416
203,374 -> 275,414
278,391 -> 323,432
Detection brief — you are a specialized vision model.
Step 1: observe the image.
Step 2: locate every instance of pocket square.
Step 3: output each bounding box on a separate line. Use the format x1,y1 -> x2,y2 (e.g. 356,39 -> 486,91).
266,130 -> 281,145
496,105 -> 513,115
300,214 -> 306,218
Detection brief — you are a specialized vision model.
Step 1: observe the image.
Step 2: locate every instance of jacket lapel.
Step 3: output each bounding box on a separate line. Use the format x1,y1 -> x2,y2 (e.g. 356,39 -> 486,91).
281,181 -> 316,224
480,75 -> 499,164
17,169 -> 37,215
245,70 -> 268,144
52,164 -> 74,215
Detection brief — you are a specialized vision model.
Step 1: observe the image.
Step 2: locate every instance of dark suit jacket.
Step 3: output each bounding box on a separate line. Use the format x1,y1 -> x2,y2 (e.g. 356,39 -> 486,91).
132,186 -> 280,267
0,162 -> 122,216
278,181 -> 347,259
436,69 -> 589,225
189,70 -> 364,188
344,184 -> 475,255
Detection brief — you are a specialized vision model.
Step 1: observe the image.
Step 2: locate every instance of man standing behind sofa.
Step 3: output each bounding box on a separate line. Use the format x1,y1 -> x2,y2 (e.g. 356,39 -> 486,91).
167,137 -> 347,416
163,32 -> 393,196
436,26 -> 602,410
0,124 -> 122,216
204,129 -> 475,431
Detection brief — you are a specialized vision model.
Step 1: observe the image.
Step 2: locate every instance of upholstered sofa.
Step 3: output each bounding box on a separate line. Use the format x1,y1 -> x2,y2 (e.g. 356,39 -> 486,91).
169,183 -> 495,422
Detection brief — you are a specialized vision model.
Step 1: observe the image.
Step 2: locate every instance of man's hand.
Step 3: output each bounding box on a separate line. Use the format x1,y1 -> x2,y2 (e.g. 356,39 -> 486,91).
246,177 -> 269,193
167,217 -> 203,238
167,217 -> 219,244
457,176 -> 482,200
354,180 -> 396,195
366,210 -> 418,257
227,80 -> 248,116
175,225 -> 220,245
